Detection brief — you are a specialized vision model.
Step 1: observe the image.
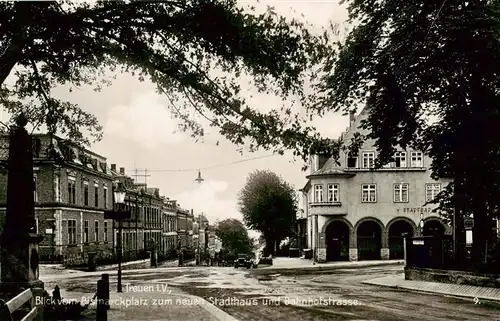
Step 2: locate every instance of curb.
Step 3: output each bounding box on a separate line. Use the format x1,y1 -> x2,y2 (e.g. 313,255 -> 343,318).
362,278 -> 500,303
174,293 -> 240,321
41,266 -> 191,283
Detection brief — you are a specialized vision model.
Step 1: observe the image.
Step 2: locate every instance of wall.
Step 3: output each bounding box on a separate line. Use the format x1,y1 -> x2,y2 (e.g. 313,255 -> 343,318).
405,266 -> 500,288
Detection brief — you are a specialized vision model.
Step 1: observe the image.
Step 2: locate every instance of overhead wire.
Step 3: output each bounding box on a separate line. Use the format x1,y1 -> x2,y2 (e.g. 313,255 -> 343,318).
128,154 -> 278,173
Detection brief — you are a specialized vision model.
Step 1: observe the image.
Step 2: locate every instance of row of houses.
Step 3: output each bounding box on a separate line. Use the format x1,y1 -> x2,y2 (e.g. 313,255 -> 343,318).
0,133 -> 217,264
297,108 -> 500,263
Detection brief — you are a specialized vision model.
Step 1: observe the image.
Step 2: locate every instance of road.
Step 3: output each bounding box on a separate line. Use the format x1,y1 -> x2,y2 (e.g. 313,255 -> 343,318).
41,264 -> 500,321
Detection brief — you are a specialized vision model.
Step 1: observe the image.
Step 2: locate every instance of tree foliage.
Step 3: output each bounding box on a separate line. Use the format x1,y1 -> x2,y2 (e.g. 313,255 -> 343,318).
215,218 -> 253,256
238,169 -> 297,255
0,0 -> 334,153
315,0 -> 500,266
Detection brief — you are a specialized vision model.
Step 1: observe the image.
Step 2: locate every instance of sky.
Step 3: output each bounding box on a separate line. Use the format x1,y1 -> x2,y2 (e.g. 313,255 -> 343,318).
2,0 -> 352,237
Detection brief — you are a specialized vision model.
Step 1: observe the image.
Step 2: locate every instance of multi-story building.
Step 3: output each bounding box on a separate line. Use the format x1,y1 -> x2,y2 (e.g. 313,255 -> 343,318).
301,108 -> 451,263
163,199 -> 178,255
187,209 -> 194,249
207,225 -> 216,257
0,134 -> 114,263
192,218 -> 199,251
110,165 -> 145,260
141,186 -> 163,253
177,207 -> 189,249
197,214 -> 209,252
296,208 -> 307,250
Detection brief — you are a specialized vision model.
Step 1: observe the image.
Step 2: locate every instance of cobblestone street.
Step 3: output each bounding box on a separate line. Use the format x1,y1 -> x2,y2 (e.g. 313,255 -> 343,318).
41,263 -> 500,320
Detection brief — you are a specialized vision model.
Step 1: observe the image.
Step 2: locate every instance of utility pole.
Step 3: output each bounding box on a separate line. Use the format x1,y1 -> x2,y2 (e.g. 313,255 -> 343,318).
132,168 -> 151,185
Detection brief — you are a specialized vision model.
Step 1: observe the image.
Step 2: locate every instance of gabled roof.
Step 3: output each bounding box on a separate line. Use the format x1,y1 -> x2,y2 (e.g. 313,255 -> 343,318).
303,107 -> 370,183
340,106 -> 370,145
306,157 -> 355,179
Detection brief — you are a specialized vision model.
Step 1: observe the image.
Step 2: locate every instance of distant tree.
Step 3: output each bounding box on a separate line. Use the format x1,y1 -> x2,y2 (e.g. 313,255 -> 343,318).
0,0 -> 333,155
238,170 -> 297,256
215,218 -> 253,258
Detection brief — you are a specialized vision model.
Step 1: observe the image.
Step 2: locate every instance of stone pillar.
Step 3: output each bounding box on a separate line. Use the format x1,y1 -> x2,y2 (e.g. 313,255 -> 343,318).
313,215 -> 318,261
380,248 -> 390,260
316,232 -> 326,263
381,229 -> 390,260
1,114 -> 44,294
349,227 -> 358,261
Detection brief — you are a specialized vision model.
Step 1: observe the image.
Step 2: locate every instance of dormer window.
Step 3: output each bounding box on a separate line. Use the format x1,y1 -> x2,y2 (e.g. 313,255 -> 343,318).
347,154 -> 358,168
410,152 -> 423,167
362,152 -> 375,168
394,152 -> 407,168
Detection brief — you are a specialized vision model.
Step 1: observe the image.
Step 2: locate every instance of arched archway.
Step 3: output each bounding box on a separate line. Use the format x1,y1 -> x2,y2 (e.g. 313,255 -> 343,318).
356,220 -> 382,260
388,219 -> 414,259
423,219 -> 445,237
325,220 -> 350,261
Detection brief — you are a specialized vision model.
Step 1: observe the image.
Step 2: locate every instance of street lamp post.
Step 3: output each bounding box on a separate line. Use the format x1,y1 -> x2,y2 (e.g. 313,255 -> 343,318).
104,182 -> 130,293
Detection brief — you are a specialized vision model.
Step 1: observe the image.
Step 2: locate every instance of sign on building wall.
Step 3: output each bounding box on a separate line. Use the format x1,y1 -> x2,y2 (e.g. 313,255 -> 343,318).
403,207 -> 432,214
317,248 -> 326,261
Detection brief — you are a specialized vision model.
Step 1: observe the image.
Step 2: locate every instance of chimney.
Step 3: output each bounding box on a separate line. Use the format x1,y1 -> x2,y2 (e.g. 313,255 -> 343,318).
119,167 -> 125,175
349,110 -> 355,127
111,164 -> 116,172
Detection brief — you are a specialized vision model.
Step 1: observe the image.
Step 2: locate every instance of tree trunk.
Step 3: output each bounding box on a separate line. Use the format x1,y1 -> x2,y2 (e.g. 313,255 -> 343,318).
263,232 -> 274,257
472,196 -> 491,271
453,152 -> 467,269
0,2 -> 32,86
453,173 -> 466,269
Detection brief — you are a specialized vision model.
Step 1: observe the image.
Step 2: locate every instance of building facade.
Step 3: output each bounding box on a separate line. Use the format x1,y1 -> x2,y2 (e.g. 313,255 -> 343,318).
0,134 -> 114,263
163,199 -> 178,255
187,209 -> 194,249
301,109 -> 451,263
110,165 -> 145,260
176,207 -> 189,249
197,214 -> 209,252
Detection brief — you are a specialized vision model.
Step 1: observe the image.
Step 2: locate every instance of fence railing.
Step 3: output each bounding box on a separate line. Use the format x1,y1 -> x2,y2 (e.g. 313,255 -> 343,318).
404,234 -> 500,273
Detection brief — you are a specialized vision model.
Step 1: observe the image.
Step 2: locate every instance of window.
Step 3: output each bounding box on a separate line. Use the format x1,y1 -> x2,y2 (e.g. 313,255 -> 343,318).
314,185 -> 323,202
394,152 -> 407,168
394,183 -> 409,203
103,185 -> 108,209
361,184 -> 377,202
84,220 -> 89,243
104,221 -> 108,242
346,154 -> 358,168
94,221 -> 99,242
327,184 -> 339,202
94,183 -> 99,207
426,183 -> 441,202
67,178 -> 76,204
362,152 -> 375,168
33,175 -> 38,202
84,181 -> 89,205
68,220 -> 77,244
410,152 -> 423,167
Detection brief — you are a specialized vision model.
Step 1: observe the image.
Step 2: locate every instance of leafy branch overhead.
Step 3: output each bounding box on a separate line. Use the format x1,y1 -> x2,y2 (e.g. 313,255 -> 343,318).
0,0 -> 335,157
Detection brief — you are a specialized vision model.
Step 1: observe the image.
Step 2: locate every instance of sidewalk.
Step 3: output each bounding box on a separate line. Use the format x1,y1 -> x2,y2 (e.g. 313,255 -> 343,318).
253,257 -> 404,274
40,259 -> 196,281
45,284 -> 239,321
363,273 -> 500,302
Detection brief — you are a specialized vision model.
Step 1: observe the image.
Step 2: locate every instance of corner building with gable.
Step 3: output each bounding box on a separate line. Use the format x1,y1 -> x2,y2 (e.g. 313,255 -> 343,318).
301,108 -> 451,263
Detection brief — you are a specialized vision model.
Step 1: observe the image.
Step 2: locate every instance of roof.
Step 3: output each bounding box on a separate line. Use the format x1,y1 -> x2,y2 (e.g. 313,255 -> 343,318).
303,107 -> 370,184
